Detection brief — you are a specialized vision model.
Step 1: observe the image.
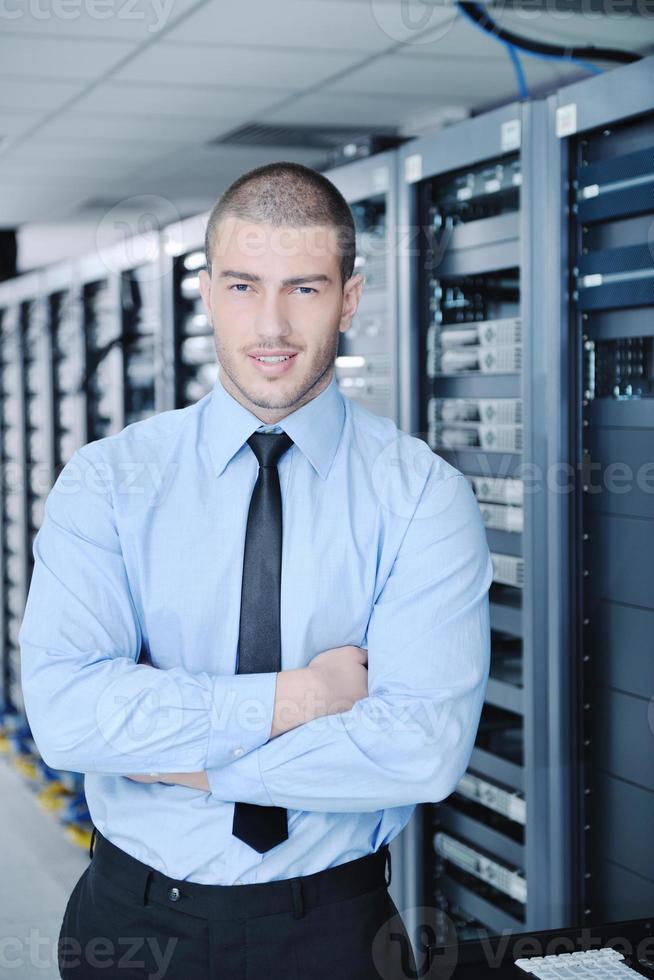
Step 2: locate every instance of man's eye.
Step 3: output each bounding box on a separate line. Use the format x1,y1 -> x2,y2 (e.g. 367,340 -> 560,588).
228,284 -> 316,294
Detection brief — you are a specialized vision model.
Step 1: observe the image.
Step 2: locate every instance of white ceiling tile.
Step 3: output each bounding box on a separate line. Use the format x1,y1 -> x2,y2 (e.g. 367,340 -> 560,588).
0,172 -> 118,190
126,143 -> 325,186
0,34 -> 139,78
165,0 -> 454,52
0,191 -> 69,225
297,0 -> 456,3
25,111 -> 235,143
325,49 -> 593,108
0,139 -> 177,165
0,78 -> 85,111
265,90 -> 453,127
0,150 -> 155,180
327,52 -> 492,98
1,3 -> 650,230
67,80 -> 294,118
113,42 -> 368,87
0,0 -> 199,38
60,195 -> 213,228
0,110 -> 45,140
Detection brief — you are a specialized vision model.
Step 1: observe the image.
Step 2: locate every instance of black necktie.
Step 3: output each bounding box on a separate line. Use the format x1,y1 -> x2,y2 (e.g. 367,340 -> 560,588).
231,430 -> 294,853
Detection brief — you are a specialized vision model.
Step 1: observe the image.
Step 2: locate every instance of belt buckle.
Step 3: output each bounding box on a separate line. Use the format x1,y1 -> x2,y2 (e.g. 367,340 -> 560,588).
384,847 -> 392,887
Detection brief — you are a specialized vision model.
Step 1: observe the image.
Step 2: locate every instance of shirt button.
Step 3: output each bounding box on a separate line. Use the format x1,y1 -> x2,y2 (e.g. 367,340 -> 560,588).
168,887 -> 180,902
232,747 -> 245,758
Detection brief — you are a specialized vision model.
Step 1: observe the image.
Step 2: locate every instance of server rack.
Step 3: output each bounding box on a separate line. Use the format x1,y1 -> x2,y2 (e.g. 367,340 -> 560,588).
547,56 -> 654,926
159,211 -> 216,411
0,273 -> 43,720
397,99 -> 561,941
0,236 -> 163,843
319,151 -> 404,912
44,262 -> 88,468
74,235 -> 162,443
122,262 -> 160,427
321,151 -> 400,422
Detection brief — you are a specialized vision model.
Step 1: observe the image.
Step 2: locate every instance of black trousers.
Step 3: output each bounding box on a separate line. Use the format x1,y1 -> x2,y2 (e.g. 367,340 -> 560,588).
57,826 -> 419,979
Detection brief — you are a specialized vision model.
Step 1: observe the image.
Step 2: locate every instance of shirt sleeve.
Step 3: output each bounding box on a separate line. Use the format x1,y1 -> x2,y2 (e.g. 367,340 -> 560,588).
18,446 -> 277,776
209,466 -> 494,812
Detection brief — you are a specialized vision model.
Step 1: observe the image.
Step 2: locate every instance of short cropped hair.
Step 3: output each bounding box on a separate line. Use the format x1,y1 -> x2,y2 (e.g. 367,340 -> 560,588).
203,161 -> 356,288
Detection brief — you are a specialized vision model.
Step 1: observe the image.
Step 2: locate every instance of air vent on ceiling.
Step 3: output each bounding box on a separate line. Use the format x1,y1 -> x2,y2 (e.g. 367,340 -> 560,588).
209,122 -> 407,168
75,197 -> 125,213
208,122 -> 391,151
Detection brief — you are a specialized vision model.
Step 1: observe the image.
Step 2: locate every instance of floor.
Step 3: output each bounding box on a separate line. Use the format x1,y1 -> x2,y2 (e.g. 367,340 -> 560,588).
0,757 -> 89,979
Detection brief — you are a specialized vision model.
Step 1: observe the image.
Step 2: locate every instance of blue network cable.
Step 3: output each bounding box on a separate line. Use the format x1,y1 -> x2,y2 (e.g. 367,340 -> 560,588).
456,2 -> 638,101
504,42 -> 529,100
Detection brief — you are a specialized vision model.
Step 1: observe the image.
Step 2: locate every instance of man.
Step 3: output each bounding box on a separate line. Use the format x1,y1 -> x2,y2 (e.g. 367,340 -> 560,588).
19,161 -> 493,979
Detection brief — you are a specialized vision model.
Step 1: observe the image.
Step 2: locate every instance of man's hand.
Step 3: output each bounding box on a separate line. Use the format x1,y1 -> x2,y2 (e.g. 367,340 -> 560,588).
127,772 -> 210,790
270,644 -> 368,738
306,644 -> 369,712
125,644 -> 369,786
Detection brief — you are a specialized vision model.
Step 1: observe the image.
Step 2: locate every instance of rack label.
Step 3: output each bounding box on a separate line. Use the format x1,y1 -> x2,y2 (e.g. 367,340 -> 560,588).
501,118 -> 521,152
404,153 -> 422,184
556,103 -> 578,138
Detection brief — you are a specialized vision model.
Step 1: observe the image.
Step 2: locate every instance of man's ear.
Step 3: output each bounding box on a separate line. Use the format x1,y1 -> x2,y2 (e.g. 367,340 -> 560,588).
198,268 -> 212,321
339,272 -> 365,331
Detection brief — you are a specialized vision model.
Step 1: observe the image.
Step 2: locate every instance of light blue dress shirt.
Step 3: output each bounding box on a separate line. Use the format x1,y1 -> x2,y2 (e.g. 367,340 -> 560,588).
19,370 -> 493,885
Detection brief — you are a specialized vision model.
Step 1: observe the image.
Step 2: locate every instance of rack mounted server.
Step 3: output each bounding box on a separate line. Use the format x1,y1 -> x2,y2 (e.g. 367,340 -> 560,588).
398,97 -> 558,941
0,236 -> 163,839
548,56 -> 654,925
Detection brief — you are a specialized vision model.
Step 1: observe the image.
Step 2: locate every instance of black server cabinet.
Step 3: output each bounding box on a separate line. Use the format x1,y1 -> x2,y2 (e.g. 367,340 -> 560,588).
46,272 -> 87,469
398,99 -> 558,940
550,58 -> 654,924
0,239 -> 162,804
322,150 -> 400,422
173,245 -> 217,408
0,286 -> 33,717
158,212 -> 216,411
121,266 -> 159,427
421,142 -> 527,939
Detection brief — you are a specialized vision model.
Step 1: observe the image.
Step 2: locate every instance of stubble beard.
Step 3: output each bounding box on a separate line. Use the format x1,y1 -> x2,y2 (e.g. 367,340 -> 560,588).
213,330 -> 339,413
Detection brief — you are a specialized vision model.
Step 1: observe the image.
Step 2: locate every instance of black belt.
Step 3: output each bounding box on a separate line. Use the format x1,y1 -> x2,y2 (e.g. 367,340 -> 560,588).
89,826 -> 392,922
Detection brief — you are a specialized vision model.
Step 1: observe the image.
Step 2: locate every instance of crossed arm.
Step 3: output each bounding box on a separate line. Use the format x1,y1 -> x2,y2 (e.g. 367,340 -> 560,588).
127,649 -> 370,793
19,446 -> 492,812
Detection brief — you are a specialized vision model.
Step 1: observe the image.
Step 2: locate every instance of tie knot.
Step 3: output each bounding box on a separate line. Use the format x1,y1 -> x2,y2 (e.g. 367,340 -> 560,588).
247,431 -> 294,468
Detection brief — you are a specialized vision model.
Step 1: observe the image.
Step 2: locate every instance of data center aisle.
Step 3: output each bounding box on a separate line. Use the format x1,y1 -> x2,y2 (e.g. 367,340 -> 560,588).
0,757 -> 88,979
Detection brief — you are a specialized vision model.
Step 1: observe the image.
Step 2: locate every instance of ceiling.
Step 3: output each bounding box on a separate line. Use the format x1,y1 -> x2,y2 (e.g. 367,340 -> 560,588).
1,0 -> 653,258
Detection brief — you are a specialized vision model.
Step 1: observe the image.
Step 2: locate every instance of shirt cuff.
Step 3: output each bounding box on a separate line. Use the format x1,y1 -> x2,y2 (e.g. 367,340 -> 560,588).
205,671 -> 277,770
207,747 -> 274,806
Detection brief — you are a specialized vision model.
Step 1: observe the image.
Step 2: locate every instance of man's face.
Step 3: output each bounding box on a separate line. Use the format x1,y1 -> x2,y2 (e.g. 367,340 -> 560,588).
198,216 -> 364,423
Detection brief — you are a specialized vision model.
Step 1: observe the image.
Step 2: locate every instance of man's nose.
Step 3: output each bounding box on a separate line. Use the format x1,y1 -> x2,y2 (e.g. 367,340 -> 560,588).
254,292 -> 292,337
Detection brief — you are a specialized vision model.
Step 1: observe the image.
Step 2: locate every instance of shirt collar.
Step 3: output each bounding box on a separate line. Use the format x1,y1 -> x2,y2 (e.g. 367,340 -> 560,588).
204,370 -> 346,481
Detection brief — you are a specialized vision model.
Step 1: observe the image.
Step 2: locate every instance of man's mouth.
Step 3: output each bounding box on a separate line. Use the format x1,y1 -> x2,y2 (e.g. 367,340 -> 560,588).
248,352 -> 298,374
